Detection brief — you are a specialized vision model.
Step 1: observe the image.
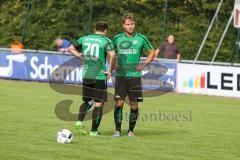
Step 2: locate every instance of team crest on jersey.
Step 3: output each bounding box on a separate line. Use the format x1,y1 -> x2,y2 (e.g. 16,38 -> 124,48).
133,40 -> 138,45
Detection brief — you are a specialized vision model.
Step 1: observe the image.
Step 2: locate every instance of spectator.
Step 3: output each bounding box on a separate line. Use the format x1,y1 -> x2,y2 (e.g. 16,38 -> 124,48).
155,35 -> 181,61
54,38 -> 71,53
11,41 -> 24,54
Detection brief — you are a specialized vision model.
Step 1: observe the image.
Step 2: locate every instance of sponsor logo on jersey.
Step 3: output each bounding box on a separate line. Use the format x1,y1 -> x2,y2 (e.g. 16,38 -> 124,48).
119,49 -> 138,54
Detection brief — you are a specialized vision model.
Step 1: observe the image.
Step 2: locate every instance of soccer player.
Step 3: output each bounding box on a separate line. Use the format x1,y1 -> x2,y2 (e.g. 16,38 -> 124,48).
113,13 -> 156,137
68,21 -> 116,136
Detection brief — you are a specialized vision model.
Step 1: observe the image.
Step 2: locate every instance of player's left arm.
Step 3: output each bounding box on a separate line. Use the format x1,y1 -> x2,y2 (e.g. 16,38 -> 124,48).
145,49 -> 156,64
135,49 -> 155,71
135,36 -> 156,71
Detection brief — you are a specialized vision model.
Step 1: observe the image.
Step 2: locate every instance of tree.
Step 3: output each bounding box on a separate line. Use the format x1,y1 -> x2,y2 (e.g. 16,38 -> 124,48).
0,0 -> 236,62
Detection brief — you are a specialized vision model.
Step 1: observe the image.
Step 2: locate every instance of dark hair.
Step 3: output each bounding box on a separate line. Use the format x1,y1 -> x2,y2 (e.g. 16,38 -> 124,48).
122,13 -> 136,23
95,21 -> 108,32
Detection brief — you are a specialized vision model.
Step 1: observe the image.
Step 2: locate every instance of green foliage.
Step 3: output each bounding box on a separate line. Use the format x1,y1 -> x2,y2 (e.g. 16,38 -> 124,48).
0,0 -> 236,62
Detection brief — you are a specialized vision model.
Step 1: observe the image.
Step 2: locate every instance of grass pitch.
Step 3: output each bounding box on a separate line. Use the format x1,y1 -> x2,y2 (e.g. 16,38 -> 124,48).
0,79 -> 239,160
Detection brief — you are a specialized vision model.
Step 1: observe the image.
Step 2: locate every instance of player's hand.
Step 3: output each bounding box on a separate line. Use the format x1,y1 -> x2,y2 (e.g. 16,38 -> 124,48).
135,63 -> 148,71
78,54 -> 84,60
104,70 -> 111,79
113,64 -> 120,71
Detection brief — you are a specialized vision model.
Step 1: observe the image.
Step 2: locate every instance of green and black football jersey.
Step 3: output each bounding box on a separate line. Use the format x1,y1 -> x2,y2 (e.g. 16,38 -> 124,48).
113,32 -> 153,77
74,34 -> 114,80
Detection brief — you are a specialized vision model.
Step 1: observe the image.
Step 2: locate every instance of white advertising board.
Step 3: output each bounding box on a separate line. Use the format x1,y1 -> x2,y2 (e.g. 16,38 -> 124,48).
177,63 -> 240,98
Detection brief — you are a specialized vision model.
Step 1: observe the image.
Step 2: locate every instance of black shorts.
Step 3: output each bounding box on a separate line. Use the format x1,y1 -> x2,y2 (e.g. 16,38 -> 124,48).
82,78 -> 107,102
114,77 -> 143,102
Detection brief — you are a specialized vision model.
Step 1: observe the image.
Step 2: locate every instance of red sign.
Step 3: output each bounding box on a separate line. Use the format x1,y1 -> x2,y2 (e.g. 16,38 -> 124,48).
234,0 -> 240,28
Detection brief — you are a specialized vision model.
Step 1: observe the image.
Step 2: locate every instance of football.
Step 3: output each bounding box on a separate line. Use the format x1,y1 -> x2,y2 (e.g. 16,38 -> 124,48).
56,129 -> 73,144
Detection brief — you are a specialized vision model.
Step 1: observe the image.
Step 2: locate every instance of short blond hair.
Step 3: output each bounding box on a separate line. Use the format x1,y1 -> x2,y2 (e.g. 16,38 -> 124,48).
122,13 -> 136,24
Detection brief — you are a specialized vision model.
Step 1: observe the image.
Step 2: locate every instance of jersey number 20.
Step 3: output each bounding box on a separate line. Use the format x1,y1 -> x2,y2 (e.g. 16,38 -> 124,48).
83,43 -> 99,58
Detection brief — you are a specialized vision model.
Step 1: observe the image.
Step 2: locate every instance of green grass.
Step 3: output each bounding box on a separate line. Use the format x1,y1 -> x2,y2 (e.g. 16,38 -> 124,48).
0,79 -> 240,160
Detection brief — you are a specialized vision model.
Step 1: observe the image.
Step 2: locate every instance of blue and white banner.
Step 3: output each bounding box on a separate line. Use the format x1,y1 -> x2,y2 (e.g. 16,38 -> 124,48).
0,52 -> 82,82
141,61 -> 177,91
0,52 -> 177,91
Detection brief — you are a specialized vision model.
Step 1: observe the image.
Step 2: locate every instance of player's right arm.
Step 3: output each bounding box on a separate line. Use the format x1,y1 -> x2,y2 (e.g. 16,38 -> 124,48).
105,50 -> 116,79
67,39 -> 83,60
105,40 -> 117,79
112,35 -> 119,71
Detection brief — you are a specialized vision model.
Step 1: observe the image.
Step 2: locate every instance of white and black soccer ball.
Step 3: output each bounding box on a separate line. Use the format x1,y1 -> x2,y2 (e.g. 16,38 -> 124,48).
56,129 -> 73,144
